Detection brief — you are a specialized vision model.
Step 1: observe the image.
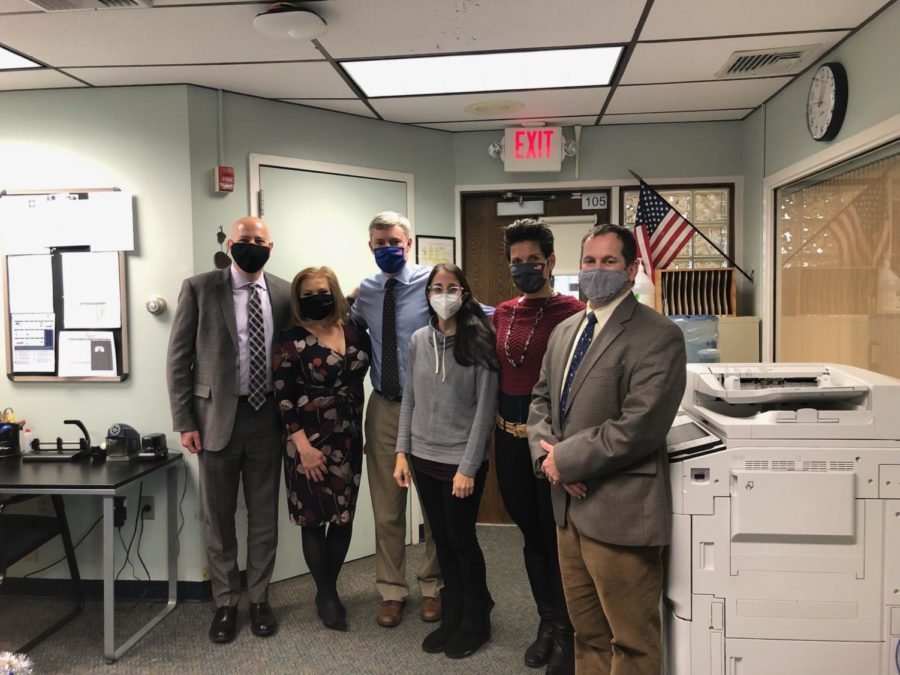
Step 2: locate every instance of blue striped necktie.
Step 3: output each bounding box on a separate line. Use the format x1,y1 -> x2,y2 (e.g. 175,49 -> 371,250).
247,283 -> 267,410
559,312 -> 598,420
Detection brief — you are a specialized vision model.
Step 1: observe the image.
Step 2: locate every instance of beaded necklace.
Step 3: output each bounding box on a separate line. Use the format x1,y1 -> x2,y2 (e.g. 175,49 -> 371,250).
503,294 -> 553,368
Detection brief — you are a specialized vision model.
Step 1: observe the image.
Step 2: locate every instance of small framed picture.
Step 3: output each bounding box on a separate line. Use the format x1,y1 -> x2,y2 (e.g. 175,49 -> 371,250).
416,235 -> 456,266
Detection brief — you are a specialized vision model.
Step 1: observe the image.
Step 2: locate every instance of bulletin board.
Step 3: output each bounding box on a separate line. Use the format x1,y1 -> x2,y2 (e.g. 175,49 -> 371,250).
0,188 -> 132,382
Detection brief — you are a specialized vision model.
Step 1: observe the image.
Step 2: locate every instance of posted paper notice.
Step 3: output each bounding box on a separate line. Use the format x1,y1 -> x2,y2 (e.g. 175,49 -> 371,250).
61,251 -> 121,328
11,313 -> 55,373
58,331 -> 116,377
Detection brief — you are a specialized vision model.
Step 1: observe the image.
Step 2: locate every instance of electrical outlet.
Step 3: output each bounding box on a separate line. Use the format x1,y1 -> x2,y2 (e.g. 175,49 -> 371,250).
140,496 -> 155,520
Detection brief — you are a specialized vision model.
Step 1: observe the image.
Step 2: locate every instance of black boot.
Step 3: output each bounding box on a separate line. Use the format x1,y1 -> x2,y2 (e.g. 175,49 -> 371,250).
523,552 -> 555,668
303,525 -> 349,631
422,589 -> 463,653
445,595 -> 494,659
545,606 -> 574,675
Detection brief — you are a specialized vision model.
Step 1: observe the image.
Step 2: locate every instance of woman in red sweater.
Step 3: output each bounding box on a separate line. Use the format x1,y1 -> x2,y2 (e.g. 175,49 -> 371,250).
492,219 -> 584,674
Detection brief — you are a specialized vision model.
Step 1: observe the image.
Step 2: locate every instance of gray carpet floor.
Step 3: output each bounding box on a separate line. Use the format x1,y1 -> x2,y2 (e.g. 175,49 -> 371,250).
1,525 -> 543,674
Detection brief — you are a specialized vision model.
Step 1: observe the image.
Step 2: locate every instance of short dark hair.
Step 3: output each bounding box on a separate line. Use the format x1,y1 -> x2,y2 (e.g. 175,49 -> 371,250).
581,224 -> 637,266
503,219 -> 554,261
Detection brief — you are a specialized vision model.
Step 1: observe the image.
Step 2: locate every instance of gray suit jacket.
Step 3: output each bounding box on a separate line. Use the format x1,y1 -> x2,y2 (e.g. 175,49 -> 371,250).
166,268 -> 292,452
528,293 -> 686,547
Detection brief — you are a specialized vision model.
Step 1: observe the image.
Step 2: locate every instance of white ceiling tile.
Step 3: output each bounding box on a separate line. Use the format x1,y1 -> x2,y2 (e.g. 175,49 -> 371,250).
601,109 -> 752,125
316,0 -> 644,58
0,0 -> 39,13
641,0 -> 891,40
0,5 -> 323,67
279,98 -> 377,118
65,62 -> 355,99
622,32 -> 846,84
416,116 -> 598,132
0,68 -> 85,90
607,78 -> 790,114
371,88 -> 610,124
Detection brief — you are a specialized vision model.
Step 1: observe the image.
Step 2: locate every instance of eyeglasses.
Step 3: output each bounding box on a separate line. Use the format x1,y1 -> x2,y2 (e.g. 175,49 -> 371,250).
427,284 -> 463,296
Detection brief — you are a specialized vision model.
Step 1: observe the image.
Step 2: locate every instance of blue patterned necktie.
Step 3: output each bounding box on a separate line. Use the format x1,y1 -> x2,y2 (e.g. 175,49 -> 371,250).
559,312 -> 598,420
247,283 -> 267,411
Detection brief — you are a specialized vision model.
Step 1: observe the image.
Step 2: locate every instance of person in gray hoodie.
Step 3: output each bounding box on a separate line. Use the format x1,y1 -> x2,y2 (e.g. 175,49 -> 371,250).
393,262 -> 499,660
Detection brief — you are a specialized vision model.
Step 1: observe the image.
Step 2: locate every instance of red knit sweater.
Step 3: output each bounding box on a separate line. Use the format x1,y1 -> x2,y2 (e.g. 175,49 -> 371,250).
492,294 -> 585,396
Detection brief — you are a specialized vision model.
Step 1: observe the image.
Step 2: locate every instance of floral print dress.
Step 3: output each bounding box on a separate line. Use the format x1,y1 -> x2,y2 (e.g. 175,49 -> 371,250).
273,321 -> 370,527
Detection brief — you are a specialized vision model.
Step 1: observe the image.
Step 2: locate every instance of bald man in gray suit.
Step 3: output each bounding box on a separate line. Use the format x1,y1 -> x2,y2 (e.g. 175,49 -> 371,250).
528,224 -> 686,675
167,216 -> 291,644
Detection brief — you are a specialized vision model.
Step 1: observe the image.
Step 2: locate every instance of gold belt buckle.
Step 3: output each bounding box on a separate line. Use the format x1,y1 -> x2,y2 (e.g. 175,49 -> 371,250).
496,414 -> 528,439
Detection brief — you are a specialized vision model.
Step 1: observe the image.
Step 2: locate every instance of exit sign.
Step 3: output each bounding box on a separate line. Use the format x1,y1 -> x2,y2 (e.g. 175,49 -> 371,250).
503,127 -> 563,172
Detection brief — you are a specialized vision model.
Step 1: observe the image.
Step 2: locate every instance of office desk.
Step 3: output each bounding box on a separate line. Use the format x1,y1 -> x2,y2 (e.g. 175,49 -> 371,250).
0,453 -> 182,662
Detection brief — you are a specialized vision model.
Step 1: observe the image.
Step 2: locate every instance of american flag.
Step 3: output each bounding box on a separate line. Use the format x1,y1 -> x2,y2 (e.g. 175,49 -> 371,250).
824,178 -> 889,267
634,181 -> 695,277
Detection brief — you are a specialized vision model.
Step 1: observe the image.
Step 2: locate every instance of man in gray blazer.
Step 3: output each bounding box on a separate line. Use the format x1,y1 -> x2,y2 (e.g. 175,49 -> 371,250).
166,216 -> 291,644
528,224 -> 686,675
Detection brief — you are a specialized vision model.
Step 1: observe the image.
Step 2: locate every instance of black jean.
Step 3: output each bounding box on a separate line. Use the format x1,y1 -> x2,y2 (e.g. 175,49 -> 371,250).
414,462 -> 489,600
495,395 -> 557,559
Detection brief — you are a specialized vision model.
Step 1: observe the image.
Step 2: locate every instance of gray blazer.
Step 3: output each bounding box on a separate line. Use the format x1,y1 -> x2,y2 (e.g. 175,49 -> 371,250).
166,268 -> 292,452
528,293 -> 686,547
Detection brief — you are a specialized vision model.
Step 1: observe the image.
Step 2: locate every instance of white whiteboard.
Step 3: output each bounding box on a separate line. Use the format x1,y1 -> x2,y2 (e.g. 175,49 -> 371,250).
0,191 -> 134,253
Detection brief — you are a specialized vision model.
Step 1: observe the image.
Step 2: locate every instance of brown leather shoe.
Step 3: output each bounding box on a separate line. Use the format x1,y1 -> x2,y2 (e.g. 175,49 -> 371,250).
376,599 -> 406,627
420,595 -> 442,623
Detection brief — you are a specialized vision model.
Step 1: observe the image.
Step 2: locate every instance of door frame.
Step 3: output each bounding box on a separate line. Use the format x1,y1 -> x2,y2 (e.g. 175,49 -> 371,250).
249,153 -> 415,225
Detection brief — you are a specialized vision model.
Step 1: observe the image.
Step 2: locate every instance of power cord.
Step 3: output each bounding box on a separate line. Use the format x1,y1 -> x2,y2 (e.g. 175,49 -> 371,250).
115,482 -> 143,582
22,515 -> 102,578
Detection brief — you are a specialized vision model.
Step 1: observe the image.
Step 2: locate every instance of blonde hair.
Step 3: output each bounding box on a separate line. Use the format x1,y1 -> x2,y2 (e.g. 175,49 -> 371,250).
289,266 -> 349,327
368,211 -> 411,237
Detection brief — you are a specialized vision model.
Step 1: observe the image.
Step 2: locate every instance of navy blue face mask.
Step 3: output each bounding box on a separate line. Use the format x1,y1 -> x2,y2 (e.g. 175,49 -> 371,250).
374,245 -> 406,273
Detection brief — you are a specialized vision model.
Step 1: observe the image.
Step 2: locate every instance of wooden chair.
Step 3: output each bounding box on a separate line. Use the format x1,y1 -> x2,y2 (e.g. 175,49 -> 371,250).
0,495 -> 84,653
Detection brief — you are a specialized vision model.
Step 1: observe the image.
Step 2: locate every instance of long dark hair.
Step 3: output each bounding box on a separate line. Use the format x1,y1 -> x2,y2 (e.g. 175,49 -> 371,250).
426,263 -> 498,370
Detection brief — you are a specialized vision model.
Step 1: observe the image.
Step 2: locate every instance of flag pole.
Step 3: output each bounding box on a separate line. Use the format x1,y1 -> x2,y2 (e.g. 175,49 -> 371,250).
629,170 -> 753,283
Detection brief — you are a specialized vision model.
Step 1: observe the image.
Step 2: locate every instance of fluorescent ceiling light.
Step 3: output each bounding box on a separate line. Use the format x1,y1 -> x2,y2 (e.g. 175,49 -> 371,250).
342,46 -> 622,98
0,46 -> 40,70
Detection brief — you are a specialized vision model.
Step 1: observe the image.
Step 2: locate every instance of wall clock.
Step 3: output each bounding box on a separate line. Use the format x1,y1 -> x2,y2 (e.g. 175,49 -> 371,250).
807,62 -> 848,142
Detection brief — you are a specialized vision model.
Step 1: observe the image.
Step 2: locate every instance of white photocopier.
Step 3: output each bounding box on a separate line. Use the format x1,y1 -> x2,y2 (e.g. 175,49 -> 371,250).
665,363 -> 900,675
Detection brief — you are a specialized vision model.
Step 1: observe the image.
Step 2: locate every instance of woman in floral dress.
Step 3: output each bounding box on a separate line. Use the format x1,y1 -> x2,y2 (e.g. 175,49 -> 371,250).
273,266 -> 370,632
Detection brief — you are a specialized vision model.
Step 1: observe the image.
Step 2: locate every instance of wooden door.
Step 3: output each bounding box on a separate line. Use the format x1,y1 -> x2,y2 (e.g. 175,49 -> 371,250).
461,190 -> 611,523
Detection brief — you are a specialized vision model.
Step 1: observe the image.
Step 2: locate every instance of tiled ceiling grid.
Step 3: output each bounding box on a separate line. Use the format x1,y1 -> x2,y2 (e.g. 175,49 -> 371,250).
0,0 -> 893,131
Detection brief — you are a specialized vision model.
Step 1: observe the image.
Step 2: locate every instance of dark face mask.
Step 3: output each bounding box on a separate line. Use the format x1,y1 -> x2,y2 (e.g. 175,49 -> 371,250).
298,293 -> 335,321
230,242 -> 270,274
373,245 -> 406,274
510,261 -> 548,294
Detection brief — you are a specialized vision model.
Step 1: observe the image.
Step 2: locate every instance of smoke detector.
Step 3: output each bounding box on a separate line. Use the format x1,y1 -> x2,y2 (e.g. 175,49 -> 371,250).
26,0 -> 150,9
254,3 -> 327,40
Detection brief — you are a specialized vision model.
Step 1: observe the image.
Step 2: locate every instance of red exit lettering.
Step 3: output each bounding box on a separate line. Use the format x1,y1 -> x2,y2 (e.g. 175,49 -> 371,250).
514,129 -> 556,159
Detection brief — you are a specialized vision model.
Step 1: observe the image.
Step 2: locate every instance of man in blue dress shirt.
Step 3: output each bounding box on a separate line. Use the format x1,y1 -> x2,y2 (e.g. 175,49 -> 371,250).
351,211 -> 442,628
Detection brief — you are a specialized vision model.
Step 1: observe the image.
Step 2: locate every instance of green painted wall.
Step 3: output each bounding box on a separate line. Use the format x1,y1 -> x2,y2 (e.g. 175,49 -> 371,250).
0,86 -> 203,580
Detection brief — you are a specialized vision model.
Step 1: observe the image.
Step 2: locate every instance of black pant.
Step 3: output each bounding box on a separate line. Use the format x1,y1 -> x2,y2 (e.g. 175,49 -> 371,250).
494,404 -> 557,560
414,463 -> 489,600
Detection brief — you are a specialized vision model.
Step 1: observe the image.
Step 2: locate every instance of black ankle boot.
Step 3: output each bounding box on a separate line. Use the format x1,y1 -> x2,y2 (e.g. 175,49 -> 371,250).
315,591 -> 348,632
545,625 -> 574,675
445,595 -> 494,659
523,552 -> 555,667
422,589 -> 463,653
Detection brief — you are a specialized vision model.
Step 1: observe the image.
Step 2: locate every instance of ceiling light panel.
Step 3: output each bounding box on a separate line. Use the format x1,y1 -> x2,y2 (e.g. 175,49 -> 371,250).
0,45 -> 40,70
342,46 -> 623,98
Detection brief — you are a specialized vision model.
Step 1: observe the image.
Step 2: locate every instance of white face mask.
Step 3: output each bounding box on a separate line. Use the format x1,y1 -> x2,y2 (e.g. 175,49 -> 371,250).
430,293 -> 462,320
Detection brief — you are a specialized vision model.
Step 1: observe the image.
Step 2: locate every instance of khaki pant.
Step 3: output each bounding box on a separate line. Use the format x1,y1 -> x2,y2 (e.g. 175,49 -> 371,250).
365,391 -> 441,602
557,518 -> 663,675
